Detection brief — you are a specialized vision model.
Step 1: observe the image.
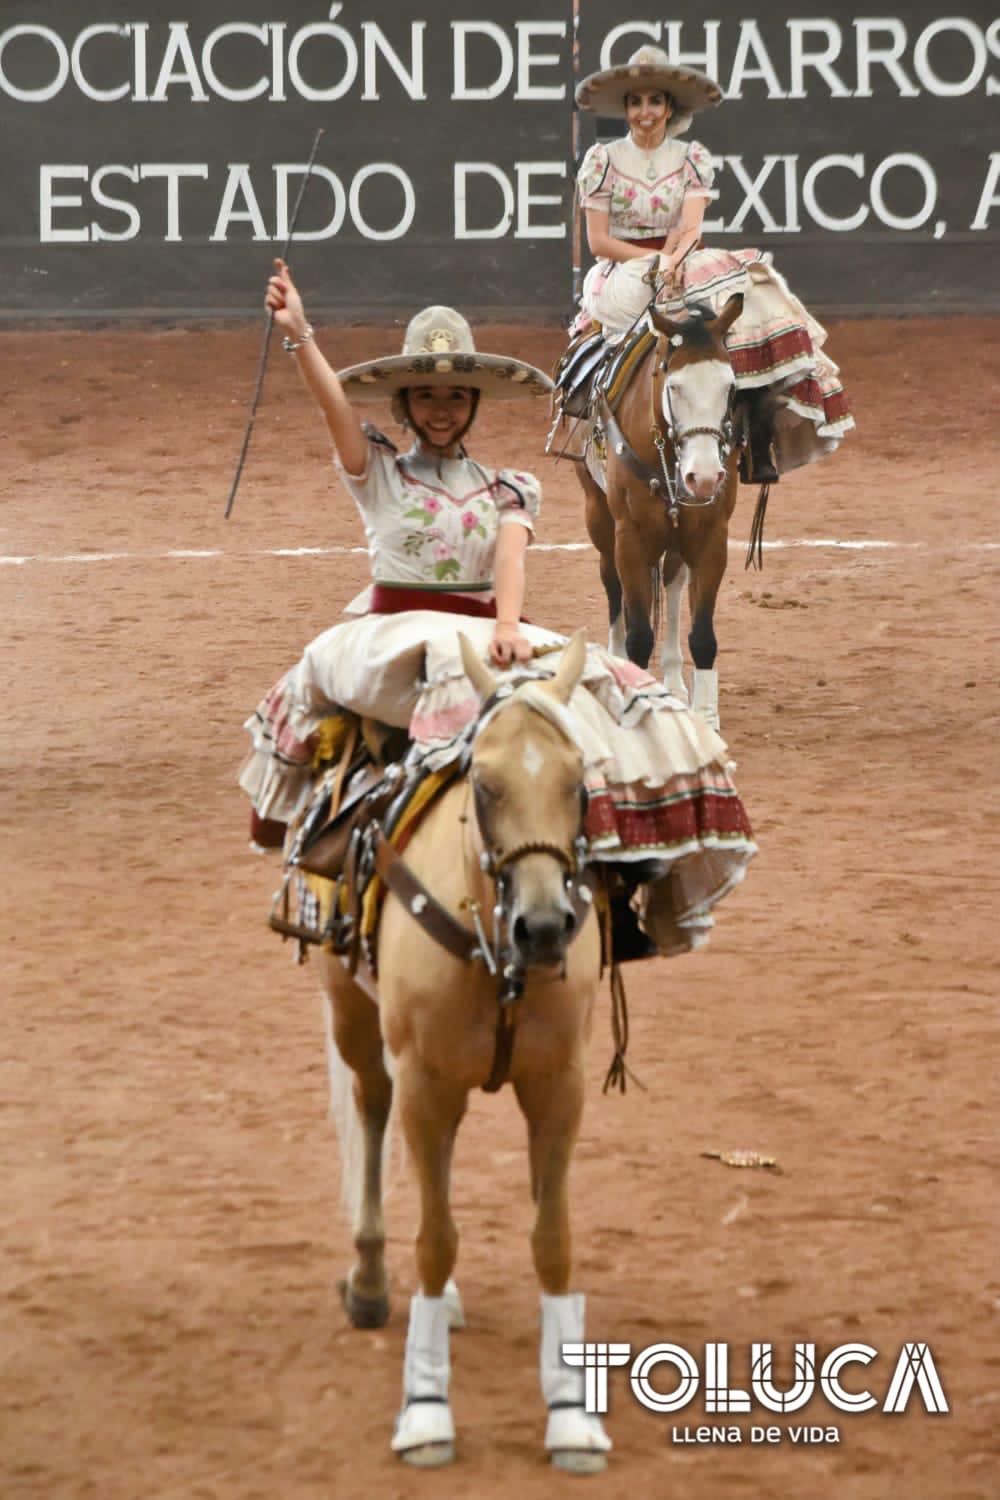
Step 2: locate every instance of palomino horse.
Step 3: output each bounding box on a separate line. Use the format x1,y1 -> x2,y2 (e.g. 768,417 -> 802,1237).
314,632 -> 613,1472
579,295 -> 746,730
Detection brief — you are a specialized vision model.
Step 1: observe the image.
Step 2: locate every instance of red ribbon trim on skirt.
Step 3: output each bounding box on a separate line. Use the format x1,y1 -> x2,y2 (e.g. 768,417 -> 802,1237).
369,584 -> 529,623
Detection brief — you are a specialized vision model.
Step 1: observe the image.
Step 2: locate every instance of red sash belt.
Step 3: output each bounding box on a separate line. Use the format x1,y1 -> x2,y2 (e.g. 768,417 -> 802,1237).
624,236 -> 666,250
369,583 -> 529,623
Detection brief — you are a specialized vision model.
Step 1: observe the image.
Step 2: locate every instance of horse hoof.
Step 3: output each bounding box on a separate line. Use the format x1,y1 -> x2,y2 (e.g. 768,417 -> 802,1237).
551,1449 -> 608,1476
400,1443 -> 455,1468
338,1275 -> 390,1329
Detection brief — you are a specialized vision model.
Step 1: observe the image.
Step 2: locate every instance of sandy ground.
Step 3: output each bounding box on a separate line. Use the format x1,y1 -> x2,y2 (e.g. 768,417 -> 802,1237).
2,316 -> 999,1500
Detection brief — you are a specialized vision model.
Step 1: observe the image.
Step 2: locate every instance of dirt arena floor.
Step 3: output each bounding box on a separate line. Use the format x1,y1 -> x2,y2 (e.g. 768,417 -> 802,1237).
3,315 -> 999,1500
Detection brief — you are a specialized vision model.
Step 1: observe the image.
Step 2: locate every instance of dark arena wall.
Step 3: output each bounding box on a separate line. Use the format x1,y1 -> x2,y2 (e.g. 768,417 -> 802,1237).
1,1 -> 997,321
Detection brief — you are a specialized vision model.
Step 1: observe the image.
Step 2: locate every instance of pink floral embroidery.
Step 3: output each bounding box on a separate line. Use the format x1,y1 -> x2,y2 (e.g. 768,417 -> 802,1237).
460,510 -> 477,531
433,542 -> 451,561
424,497 -> 442,515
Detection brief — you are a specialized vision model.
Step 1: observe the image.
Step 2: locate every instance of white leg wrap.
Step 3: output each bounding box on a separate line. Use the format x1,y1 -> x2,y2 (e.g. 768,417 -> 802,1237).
443,1277 -> 465,1330
691,668 -> 720,731
608,614 -> 627,659
540,1293 -> 613,1455
660,564 -> 689,702
391,1293 -> 456,1454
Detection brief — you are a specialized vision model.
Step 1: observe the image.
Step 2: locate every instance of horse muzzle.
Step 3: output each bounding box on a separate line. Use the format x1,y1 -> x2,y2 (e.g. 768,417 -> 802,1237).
510,899 -> 579,968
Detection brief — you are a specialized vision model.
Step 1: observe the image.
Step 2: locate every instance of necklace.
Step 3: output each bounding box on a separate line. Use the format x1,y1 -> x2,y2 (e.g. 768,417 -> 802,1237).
632,132 -> 664,182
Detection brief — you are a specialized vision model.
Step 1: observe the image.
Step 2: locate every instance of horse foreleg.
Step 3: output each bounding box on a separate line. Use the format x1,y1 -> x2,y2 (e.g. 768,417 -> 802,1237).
581,468 -> 625,656
614,519 -> 656,669
515,1067 -> 612,1473
687,532 -> 728,732
390,1052 -> 467,1466
660,553 -> 690,701
319,960 -> 393,1329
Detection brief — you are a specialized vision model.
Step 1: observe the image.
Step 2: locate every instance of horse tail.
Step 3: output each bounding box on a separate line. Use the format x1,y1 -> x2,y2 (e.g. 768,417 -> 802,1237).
322,997 -> 397,1226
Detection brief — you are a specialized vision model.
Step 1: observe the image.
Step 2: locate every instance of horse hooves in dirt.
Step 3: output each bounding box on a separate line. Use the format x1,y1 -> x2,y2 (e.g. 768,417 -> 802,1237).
338,1273 -> 390,1329
552,1449 -> 609,1476
400,1440 -> 456,1469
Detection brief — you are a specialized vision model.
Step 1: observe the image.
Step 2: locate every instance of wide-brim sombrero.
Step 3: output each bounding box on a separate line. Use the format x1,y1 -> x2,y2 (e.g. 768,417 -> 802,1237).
575,44 -> 722,130
337,305 -> 553,401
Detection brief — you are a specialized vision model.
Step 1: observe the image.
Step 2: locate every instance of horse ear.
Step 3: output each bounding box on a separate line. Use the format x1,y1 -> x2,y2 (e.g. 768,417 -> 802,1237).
649,305 -> 684,342
547,630 -> 587,705
713,293 -> 744,336
458,631 -> 497,701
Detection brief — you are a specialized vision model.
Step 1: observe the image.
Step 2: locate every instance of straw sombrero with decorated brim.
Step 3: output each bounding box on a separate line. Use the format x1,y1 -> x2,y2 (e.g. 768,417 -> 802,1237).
338,306 -> 553,401
575,44 -> 722,134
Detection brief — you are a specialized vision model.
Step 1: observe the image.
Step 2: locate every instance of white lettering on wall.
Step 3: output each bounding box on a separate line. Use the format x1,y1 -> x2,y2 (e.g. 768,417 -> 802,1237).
454,163 -> 514,238
90,165 -> 142,241
452,22 -> 513,100
210,165 -> 269,241
70,24 -> 130,103
0,25 -> 69,101
150,23 -> 208,102
141,164 -> 210,241
348,164 -> 416,240
802,154 -> 868,231
970,153 -> 1000,229
726,21 -> 787,99
787,20 -> 852,99
39,165 -> 88,241
515,21 -> 566,100
201,23 -> 270,103
869,153 -> 936,230
274,164 -> 346,240
361,21 -> 425,101
514,161 -> 566,237
853,19 -> 917,99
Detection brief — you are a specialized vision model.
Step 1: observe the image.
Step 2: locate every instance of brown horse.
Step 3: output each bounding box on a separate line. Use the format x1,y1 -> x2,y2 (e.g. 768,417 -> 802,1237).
314,632 -> 614,1472
579,295 -> 746,730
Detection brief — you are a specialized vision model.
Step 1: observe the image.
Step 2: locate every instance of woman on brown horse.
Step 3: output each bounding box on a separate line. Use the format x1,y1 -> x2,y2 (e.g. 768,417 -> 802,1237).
574,44 -> 855,480
240,259 -> 756,957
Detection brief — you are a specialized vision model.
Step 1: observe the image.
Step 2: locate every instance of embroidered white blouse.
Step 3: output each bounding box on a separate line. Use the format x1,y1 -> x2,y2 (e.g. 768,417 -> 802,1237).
336,434 -> 541,592
577,135 -> 714,240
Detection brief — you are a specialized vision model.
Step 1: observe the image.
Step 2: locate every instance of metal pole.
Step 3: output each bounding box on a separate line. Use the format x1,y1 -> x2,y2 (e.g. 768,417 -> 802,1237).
224,127 -> 325,520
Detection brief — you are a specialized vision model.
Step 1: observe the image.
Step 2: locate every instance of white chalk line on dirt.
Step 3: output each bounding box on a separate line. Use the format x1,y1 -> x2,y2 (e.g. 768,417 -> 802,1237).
1,539 -> 999,568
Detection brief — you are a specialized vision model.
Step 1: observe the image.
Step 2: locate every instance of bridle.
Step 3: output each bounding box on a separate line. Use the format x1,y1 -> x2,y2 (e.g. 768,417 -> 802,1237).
464,678 -> 592,1004
647,334 -> 737,522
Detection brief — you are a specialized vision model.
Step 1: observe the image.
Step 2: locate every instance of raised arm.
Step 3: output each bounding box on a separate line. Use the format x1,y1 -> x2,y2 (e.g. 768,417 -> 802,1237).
265,258 -> 368,477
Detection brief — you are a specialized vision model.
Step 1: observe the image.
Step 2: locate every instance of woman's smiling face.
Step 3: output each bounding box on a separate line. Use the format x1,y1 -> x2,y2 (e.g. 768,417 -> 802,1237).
405,386 -> 476,450
624,88 -> 673,142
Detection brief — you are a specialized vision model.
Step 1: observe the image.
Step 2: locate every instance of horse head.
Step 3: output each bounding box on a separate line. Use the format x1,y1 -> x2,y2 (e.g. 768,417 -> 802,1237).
649,294 -> 744,503
458,631 -> 590,969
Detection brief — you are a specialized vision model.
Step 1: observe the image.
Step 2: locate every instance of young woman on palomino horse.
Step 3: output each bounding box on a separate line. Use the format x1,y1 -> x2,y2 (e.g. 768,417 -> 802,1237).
574,45 -> 855,481
238,260 -> 757,955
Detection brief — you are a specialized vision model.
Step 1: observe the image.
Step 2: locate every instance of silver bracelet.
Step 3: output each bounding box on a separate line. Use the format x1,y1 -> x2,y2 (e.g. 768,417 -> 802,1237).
281,323 -> 314,352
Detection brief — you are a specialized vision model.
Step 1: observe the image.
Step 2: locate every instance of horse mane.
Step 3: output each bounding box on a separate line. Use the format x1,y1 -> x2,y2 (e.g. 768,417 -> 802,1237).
478,678 -> 584,752
670,302 -> 718,349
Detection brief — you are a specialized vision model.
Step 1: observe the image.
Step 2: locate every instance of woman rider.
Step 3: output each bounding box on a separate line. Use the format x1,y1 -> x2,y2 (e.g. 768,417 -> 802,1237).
239,259 -> 756,955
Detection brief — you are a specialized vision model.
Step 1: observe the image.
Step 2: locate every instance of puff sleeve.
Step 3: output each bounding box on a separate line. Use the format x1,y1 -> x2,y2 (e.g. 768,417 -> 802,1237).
494,469 -> 541,534
683,140 -> 715,200
577,142 -> 612,210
